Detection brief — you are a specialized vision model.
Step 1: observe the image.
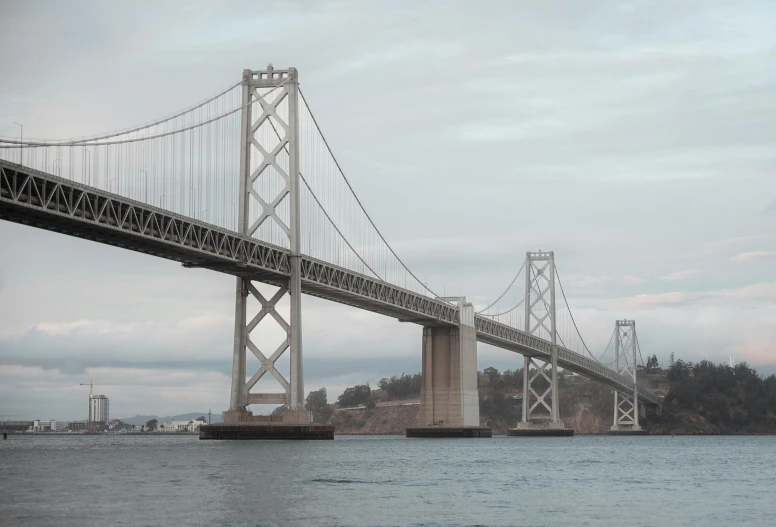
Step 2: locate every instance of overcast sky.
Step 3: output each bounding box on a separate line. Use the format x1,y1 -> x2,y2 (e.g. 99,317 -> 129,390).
1,0 -> 775,421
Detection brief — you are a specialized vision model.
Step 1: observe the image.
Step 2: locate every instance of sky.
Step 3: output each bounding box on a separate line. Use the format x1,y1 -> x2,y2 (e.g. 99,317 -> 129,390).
1,0 -> 775,421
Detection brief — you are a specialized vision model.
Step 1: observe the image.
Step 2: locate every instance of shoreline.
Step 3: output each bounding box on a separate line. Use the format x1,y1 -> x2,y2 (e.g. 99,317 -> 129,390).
2,431 -> 199,436
5,431 -> 774,437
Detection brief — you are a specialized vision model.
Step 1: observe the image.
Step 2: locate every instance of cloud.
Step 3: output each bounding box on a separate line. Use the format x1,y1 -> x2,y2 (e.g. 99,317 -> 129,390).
33,319 -> 138,337
613,281 -> 776,311
731,251 -> 776,262
659,270 -> 705,281
715,281 -> 776,303
731,332 -> 776,364
765,200 -> 776,213
563,275 -> 644,287
621,291 -> 698,310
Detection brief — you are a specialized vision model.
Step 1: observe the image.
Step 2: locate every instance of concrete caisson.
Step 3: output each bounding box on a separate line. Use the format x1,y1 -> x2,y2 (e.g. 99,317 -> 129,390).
200,423 -> 334,440
407,299 -> 491,438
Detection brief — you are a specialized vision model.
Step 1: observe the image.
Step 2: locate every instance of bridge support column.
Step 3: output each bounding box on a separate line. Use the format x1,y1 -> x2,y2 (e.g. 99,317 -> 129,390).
509,251 -> 572,437
607,319 -> 647,435
205,65 -> 329,440
407,298 -> 491,438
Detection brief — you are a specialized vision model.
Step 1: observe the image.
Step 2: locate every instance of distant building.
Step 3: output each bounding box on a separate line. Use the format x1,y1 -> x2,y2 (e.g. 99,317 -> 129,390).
0,420 -> 33,432
160,419 -> 207,432
32,420 -> 51,432
89,395 -> 109,424
68,420 -> 87,431
31,420 -> 68,432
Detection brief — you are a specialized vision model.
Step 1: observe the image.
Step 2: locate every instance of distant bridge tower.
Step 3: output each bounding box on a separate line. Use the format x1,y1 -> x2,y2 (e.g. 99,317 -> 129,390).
223,65 -> 309,425
511,251 -> 571,435
611,319 -> 642,432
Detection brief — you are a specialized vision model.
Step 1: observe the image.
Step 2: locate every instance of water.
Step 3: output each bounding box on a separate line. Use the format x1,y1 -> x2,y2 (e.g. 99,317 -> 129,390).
2,435 -> 775,527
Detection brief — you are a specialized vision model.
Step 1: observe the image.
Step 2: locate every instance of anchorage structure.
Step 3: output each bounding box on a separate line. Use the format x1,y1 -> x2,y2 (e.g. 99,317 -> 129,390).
611,319 -> 641,431
224,66 -> 309,425
513,251 -> 570,434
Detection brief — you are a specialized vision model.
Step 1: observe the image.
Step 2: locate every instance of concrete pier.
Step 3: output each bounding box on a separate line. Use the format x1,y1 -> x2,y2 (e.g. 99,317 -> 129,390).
200,423 -> 334,440
407,299 -> 492,438
406,426 -> 492,438
201,408 -> 333,440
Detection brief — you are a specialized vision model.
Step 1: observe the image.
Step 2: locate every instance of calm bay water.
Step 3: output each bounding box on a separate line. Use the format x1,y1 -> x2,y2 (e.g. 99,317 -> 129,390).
1,434 -> 775,527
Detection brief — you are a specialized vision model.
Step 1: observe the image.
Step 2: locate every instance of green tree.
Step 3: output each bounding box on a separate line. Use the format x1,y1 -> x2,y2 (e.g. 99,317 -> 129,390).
146,419 -> 158,431
306,387 -> 333,423
377,373 -> 422,398
337,383 -> 371,407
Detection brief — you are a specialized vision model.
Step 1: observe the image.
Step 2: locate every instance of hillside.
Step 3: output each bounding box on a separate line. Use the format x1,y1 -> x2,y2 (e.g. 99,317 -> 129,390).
306,362 -> 776,434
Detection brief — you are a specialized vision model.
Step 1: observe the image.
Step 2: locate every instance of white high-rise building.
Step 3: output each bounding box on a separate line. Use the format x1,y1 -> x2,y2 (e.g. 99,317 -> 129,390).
89,395 -> 109,424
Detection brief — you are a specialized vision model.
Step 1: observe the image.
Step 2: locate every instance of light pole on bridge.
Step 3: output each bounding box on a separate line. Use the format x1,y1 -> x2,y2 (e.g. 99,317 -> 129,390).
140,170 -> 148,203
85,148 -> 91,185
11,122 -> 22,165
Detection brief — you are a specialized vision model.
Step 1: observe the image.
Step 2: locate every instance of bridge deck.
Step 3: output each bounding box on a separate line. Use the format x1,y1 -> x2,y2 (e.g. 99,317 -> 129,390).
0,161 -> 659,405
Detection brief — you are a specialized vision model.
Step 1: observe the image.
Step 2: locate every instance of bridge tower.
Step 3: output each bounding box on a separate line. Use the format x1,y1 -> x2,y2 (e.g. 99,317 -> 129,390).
509,251 -> 572,436
222,65 -> 310,426
609,319 -> 644,433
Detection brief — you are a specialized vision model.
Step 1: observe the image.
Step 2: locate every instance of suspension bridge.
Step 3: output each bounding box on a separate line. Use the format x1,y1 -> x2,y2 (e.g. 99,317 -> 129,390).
0,65 -> 659,438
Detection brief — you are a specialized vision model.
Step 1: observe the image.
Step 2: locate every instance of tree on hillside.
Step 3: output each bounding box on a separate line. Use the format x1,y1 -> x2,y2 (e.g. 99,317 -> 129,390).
377,373 -> 422,398
306,387 -> 333,423
664,359 -> 776,432
146,419 -> 158,431
646,355 -> 659,372
337,383 -> 371,407
483,367 -> 502,397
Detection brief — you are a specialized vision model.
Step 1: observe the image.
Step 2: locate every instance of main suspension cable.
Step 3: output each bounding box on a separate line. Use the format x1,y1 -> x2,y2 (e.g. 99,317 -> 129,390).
299,88 -> 445,301
0,81 -> 242,144
0,83 -> 286,148
476,260 -> 526,314
554,264 -> 601,363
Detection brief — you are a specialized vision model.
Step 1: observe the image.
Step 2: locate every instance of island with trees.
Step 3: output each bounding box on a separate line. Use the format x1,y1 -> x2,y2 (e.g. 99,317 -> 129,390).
302,361 -> 776,434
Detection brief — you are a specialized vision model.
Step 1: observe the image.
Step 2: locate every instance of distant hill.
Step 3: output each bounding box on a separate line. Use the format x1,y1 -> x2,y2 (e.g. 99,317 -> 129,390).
119,412 -> 217,425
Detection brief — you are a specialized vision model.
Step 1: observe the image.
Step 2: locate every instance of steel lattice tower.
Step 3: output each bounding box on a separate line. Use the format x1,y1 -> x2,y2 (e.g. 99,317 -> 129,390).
225,66 -> 308,424
611,319 -> 641,431
519,251 -> 563,427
